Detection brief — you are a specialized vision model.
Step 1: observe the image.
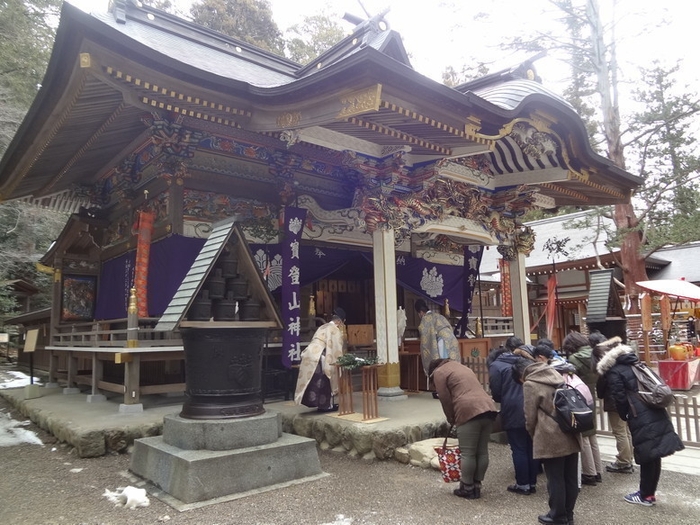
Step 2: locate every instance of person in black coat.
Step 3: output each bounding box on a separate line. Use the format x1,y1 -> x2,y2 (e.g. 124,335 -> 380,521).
596,339 -> 684,507
592,335 -> 635,474
489,338 -> 540,495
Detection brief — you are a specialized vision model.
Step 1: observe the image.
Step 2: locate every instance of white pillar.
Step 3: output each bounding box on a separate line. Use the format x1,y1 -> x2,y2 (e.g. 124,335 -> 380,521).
373,227 -> 398,363
508,252 -> 530,344
372,227 -> 405,399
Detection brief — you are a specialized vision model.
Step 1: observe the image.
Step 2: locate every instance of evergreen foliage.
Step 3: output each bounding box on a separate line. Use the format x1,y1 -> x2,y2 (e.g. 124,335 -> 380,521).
0,0 -> 60,108
0,202 -> 68,320
189,0 -> 285,55
285,13 -> 346,64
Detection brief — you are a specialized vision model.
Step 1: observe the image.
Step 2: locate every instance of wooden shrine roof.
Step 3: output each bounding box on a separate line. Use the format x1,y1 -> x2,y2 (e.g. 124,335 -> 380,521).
0,1 -> 642,217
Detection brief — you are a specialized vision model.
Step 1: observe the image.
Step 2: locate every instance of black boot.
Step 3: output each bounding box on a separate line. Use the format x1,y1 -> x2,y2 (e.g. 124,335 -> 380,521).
453,482 -> 478,499
473,481 -> 482,499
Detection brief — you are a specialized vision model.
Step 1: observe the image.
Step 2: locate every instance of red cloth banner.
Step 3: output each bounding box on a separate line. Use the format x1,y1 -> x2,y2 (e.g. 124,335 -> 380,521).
134,210 -> 155,318
546,273 -> 557,340
500,258 -> 512,317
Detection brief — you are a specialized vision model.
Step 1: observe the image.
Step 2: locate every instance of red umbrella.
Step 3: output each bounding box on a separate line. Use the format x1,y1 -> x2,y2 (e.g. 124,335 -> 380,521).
636,279 -> 700,301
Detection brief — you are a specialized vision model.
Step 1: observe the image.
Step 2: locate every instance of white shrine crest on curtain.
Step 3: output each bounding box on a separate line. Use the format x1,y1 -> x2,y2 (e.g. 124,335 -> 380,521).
420,266 -> 444,298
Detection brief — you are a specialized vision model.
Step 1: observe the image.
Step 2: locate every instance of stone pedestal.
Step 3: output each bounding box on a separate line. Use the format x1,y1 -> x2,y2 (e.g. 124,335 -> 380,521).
130,409 -> 324,504
24,384 -> 42,399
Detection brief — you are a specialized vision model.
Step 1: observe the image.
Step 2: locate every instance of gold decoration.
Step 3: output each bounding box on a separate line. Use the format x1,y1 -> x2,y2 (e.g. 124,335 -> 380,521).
514,225 -> 536,255
276,111 -> 302,129
79,53 -> 91,68
337,84 -> 382,118
309,295 -> 316,317
128,288 -> 138,315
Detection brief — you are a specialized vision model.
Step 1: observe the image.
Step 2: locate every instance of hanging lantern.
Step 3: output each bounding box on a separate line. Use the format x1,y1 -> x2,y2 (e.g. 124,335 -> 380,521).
444,298 -> 451,318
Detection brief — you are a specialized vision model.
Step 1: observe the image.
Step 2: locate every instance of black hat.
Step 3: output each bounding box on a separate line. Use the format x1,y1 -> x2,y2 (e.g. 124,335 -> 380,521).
333,307 -> 346,322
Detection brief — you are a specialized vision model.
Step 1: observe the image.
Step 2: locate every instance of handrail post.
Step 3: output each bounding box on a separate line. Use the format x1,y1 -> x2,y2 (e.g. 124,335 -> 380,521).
127,288 -> 139,349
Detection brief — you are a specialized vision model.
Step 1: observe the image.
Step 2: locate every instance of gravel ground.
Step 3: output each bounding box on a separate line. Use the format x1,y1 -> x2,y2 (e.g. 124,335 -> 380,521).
2,396 -> 700,525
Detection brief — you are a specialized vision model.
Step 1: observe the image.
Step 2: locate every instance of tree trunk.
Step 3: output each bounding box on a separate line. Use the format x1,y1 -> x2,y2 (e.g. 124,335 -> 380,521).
588,0 -> 648,313
613,202 -> 648,313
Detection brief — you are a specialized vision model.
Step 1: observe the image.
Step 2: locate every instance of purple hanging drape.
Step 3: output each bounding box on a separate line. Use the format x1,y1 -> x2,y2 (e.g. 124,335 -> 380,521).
94,235 -> 205,320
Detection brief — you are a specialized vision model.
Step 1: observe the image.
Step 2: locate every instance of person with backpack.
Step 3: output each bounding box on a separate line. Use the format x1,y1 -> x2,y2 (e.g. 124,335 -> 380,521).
596,338 -> 684,507
514,358 -> 581,525
564,332 -> 605,486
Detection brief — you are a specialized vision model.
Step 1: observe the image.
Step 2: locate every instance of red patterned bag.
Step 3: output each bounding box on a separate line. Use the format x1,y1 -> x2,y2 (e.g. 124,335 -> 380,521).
434,434 -> 461,483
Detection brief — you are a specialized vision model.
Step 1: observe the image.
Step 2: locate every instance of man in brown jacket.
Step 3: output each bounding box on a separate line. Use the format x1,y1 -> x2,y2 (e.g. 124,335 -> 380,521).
430,358 -> 498,500
517,359 -> 581,525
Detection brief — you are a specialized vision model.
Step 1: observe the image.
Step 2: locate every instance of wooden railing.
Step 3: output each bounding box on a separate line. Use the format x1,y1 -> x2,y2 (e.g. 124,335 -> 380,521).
52,318 -> 182,348
595,396 -> 700,447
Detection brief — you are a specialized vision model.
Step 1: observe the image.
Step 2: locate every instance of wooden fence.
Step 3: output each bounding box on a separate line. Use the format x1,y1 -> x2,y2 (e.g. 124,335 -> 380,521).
464,356 -> 700,448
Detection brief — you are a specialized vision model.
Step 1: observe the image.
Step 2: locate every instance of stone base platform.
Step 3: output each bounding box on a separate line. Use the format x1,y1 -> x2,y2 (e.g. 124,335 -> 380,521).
131,430 -> 324,504
130,409 -> 324,505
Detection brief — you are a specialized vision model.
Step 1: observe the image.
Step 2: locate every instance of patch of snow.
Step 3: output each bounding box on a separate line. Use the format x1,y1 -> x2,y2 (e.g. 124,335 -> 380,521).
103,486 -> 150,509
0,411 -> 43,447
0,370 -> 42,389
320,516 -> 353,525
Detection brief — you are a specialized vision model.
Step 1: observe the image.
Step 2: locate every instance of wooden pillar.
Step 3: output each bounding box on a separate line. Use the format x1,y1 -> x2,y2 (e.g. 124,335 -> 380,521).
508,252 -> 530,344
123,354 -> 141,405
91,353 -> 103,396
372,227 -> 402,396
49,261 -> 62,349
66,351 -> 78,389
48,350 -> 59,385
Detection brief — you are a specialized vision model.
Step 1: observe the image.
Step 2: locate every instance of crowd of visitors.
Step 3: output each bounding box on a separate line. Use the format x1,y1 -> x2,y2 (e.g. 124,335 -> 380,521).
428,330 -> 684,525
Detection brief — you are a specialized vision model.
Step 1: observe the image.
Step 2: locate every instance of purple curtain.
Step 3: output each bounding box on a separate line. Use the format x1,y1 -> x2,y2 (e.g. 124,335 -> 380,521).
94,235 -> 205,320
94,235 -> 479,322
249,244 -> 353,293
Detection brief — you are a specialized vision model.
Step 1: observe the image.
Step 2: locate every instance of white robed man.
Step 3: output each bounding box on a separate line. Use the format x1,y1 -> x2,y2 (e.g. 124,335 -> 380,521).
415,299 -> 460,378
294,307 -> 346,412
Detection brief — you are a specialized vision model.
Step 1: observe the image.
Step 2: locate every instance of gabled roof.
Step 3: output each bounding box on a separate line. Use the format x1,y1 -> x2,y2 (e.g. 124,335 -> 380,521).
649,242 -> 700,284
0,1 -> 641,216
479,210 -> 617,275
298,10 -> 411,77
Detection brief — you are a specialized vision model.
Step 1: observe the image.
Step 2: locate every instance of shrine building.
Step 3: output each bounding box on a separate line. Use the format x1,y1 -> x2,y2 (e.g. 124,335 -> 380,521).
0,1 -> 642,405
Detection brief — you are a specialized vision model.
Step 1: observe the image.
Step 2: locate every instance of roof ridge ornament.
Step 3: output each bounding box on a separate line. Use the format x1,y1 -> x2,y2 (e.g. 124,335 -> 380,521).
111,0 -> 143,24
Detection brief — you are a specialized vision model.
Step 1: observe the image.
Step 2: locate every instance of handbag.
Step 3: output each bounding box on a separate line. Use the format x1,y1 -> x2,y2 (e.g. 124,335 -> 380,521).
434,429 -> 461,483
